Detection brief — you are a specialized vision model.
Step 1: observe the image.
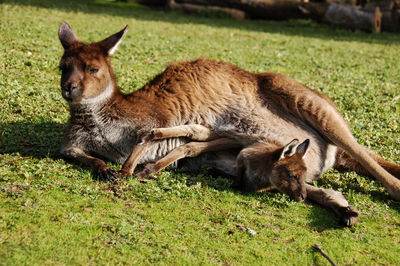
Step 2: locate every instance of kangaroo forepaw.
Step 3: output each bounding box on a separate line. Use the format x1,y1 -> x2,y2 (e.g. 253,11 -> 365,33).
340,206 -> 359,227
94,167 -> 119,183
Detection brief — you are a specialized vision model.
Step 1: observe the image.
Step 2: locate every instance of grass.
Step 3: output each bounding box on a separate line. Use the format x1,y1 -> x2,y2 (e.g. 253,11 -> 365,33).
1,0 -> 400,264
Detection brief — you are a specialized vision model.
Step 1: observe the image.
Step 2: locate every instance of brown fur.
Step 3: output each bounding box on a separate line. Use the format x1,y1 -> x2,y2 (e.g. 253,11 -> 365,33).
236,140 -> 308,200
58,23 -> 400,201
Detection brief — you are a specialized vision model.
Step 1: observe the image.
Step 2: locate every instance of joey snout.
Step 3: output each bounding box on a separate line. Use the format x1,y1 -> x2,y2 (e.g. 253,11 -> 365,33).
294,186 -> 307,202
287,185 -> 307,202
295,190 -> 307,202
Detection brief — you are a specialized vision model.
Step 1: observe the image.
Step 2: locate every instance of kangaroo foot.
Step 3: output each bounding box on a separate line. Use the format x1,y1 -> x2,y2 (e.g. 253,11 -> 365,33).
135,163 -> 156,179
386,182 -> 400,201
339,206 -> 359,227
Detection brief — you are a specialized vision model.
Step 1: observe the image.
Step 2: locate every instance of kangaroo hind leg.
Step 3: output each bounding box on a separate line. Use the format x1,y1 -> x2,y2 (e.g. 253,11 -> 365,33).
334,148 -> 400,179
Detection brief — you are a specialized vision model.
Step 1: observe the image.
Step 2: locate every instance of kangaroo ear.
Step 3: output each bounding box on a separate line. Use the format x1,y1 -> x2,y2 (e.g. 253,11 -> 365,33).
58,22 -> 79,49
296,139 -> 310,158
279,139 -> 299,160
98,25 -> 128,55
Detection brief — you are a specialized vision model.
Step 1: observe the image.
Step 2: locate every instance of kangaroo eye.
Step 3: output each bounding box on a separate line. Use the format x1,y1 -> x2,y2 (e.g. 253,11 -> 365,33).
89,68 -> 99,74
288,174 -> 297,179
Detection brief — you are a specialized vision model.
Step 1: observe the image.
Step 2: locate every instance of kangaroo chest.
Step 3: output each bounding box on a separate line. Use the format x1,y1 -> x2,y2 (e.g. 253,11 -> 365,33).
67,107 -> 135,164
92,121 -> 134,163
68,106 -> 189,165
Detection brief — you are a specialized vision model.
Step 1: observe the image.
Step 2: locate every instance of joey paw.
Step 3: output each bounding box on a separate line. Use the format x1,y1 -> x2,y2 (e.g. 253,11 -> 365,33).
340,206 -> 359,227
140,129 -> 163,144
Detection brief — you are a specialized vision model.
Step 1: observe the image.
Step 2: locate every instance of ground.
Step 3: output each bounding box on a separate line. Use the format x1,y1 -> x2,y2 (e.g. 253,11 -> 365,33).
0,0 -> 400,264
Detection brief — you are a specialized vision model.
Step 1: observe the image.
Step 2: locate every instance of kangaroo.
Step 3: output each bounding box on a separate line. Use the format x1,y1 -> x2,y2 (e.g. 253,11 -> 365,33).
135,124 -> 360,226
57,23 -> 400,201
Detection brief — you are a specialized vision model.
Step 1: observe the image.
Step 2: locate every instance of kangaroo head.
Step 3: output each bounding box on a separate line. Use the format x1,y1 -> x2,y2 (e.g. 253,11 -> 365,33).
58,22 -> 127,104
270,139 -> 310,202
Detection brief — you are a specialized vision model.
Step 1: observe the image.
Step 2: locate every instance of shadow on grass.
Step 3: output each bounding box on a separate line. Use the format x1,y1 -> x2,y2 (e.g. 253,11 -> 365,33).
4,0 -> 400,45
0,120 -> 105,177
178,169 -> 400,228
0,121 -> 65,159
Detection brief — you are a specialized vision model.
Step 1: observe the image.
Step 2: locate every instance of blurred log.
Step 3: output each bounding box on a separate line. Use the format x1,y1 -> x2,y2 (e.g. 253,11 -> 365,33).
175,0 -> 321,20
361,0 -> 400,31
324,3 -> 382,32
167,0 -> 246,19
139,0 -> 385,32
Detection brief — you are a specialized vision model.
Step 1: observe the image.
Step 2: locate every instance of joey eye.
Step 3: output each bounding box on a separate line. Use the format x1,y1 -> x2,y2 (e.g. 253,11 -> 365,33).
89,68 -> 99,74
288,174 -> 297,179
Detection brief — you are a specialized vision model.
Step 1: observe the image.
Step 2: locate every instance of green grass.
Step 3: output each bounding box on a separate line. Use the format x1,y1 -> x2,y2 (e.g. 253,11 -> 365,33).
1,0 -> 400,264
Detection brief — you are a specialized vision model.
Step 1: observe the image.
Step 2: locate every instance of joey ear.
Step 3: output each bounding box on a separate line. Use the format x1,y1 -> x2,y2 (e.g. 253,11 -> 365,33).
279,139 -> 299,160
58,22 -> 79,49
98,25 -> 128,55
296,139 -> 310,158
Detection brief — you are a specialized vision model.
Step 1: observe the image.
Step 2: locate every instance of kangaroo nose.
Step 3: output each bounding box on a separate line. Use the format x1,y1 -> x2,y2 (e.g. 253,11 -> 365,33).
67,82 -> 79,92
62,82 -> 79,100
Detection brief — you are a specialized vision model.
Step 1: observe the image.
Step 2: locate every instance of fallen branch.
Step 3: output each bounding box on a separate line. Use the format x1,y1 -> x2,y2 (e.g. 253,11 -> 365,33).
312,244 -> 337,266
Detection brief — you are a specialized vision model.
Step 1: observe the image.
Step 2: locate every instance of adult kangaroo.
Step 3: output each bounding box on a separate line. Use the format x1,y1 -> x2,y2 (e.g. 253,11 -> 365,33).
57,22 -> 400,200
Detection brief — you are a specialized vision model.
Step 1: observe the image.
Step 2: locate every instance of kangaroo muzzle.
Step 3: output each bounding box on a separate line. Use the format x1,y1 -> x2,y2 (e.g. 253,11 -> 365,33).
62,82 -> 81,101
